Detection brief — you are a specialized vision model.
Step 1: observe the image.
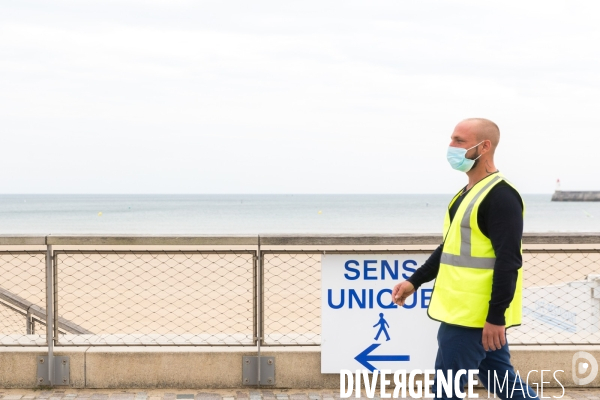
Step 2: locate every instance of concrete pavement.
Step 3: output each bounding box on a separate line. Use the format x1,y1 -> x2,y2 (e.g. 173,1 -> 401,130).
0,388 -> 592,400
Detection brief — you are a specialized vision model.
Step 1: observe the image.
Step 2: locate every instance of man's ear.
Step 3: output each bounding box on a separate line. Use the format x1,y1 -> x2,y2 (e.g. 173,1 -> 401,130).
482,140 -> 492,154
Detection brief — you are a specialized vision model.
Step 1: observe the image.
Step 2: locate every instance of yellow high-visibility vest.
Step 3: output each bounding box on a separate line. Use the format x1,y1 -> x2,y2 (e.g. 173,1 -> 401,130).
427,172 -> 524,328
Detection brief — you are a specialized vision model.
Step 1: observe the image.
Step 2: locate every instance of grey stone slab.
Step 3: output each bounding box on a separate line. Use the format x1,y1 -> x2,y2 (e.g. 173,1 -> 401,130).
195,394 -> 219,400
236,393 -> 249,400
176,396 -> 194,400
2,396 -> 23,400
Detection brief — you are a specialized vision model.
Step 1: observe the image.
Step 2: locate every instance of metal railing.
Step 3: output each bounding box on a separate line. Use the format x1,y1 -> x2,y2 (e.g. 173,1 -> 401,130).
1,234 -> 600,347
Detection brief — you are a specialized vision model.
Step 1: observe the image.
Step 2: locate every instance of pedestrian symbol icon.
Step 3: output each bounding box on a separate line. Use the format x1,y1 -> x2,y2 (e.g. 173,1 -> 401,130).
373,312 -> 390,341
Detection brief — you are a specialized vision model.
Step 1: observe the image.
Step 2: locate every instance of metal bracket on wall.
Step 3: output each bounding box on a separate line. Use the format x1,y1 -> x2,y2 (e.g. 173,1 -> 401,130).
242,356 -> 275,385
36,356 -> 70,386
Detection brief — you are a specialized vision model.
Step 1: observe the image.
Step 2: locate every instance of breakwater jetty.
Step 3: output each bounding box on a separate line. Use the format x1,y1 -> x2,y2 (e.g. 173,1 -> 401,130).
552,190 -> 600,201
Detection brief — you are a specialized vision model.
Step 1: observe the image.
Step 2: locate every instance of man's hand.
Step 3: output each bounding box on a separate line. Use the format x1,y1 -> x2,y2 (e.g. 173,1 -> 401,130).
392,281 -> 415,306
482,322 -> 506,351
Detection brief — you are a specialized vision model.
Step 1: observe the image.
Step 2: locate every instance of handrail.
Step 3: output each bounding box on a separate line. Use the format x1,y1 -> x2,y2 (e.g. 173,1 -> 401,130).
0,286 -> 92,334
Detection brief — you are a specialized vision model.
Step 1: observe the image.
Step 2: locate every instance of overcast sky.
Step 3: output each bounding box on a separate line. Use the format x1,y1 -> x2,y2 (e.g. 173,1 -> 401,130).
1,0 -> 599,194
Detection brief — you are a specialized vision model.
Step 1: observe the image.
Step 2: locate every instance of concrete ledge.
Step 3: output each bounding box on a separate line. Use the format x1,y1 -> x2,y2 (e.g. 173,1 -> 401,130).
0,234 -> 598,247
259,235 -> 444,246
0,236 -> 47,246
2,346 -> 600,389
523,233 -> 600,245
45,235 -> 259,246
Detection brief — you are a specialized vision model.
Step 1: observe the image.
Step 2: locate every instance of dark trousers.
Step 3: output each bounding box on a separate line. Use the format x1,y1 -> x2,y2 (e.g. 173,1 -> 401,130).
431,322 -> 539,400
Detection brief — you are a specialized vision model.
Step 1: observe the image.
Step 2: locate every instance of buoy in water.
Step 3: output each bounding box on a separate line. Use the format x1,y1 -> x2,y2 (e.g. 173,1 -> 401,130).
98,212 -> 103,216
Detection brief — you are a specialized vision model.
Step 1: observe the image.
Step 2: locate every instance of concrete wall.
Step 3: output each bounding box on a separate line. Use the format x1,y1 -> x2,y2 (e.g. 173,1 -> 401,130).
2,346 -> 600,389
552,191 -> 600,202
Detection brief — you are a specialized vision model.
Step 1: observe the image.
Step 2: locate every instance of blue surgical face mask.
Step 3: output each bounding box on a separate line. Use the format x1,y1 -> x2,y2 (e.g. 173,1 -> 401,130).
446,141 -> 484,172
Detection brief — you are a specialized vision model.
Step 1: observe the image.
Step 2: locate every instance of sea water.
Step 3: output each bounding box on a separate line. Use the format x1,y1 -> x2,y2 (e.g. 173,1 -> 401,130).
0,194 -> 598,234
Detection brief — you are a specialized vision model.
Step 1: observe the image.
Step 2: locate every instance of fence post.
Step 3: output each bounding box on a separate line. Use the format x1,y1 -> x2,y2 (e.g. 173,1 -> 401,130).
257,236 -> 261,386
46,244 -> 54,385
36,244 -> 55,385
242,235 -> 275,386
36,244 -> 70,386
53,249 -> 59,345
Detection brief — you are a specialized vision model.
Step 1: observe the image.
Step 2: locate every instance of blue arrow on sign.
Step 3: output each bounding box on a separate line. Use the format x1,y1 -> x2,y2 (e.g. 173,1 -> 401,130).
354,343 -> 410,372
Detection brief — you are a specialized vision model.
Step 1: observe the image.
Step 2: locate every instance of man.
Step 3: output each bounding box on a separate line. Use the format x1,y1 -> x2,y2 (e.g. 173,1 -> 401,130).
391,118 -> 538,400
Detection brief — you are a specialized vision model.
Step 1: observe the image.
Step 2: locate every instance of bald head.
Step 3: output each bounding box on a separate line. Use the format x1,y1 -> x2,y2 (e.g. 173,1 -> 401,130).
462,118 -> 500,150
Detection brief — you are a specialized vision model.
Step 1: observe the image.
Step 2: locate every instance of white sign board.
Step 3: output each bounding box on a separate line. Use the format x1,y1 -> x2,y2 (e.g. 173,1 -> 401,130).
321,254 -> 440,373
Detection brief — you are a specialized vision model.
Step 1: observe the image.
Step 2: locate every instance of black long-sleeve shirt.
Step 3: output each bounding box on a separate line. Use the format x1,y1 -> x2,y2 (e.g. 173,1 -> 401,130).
407,179 -> 524,326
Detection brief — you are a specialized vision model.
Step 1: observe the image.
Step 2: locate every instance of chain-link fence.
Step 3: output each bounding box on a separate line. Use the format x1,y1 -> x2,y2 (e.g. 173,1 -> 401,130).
0,251 -> 47,346
261,247 -> 600,346
511,250 -> 600,344
262,251 -> 321,346
1,237 -> 600,347
55,250 -> 256,346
